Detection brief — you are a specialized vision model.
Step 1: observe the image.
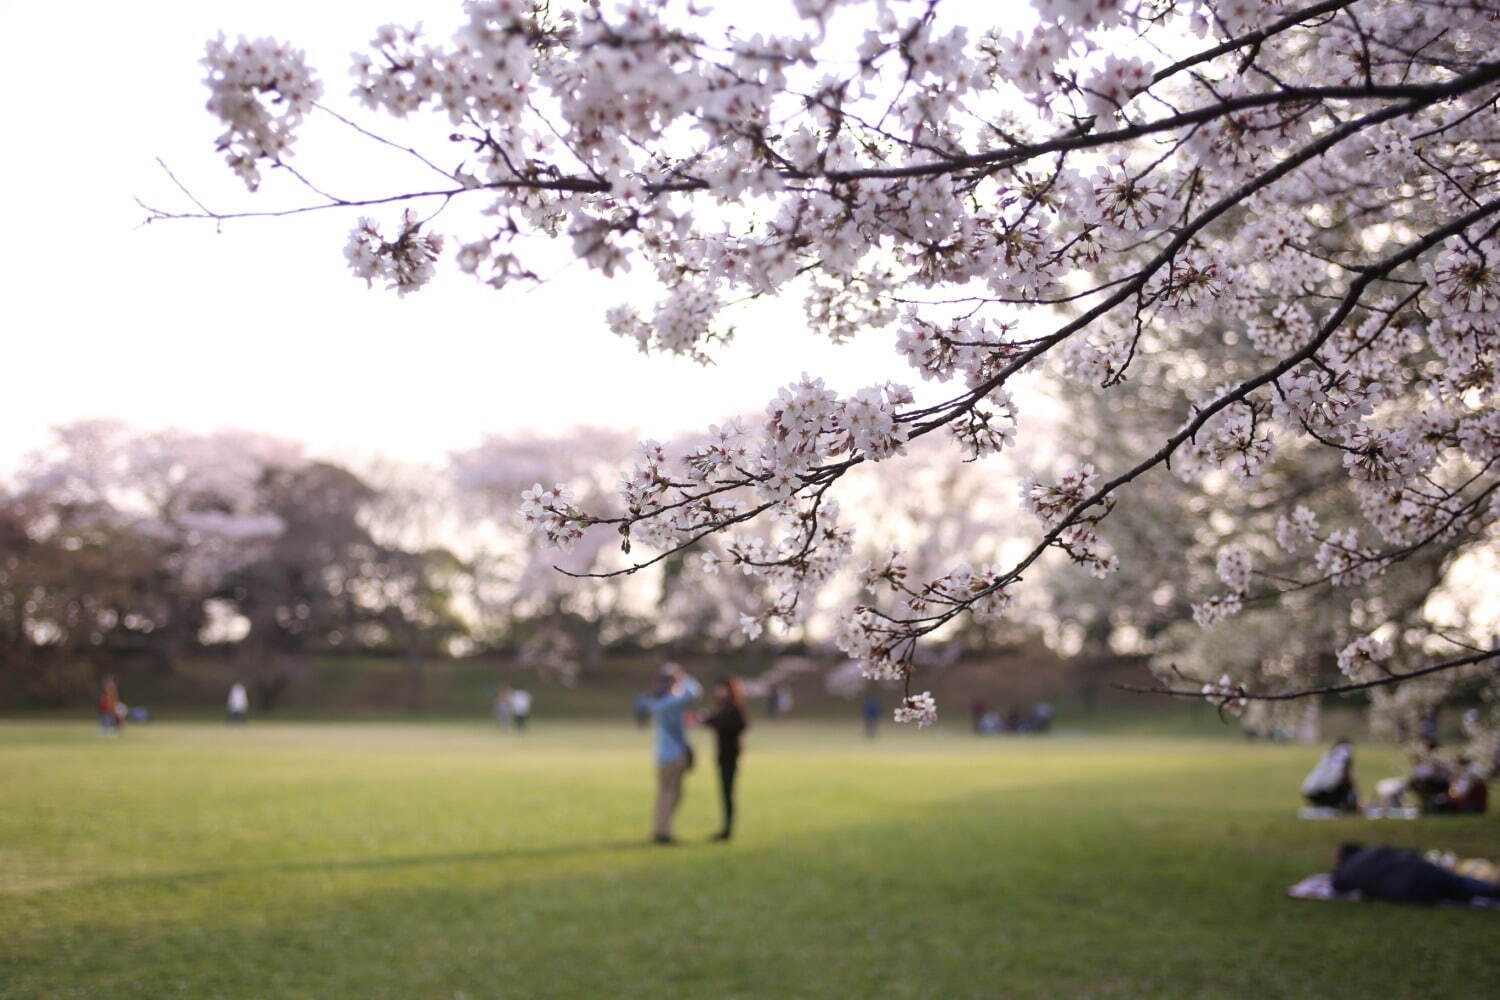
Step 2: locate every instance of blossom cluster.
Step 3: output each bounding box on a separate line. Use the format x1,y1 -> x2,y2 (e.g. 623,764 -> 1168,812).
833,550 -> 1019,683
1018,464 -> 1118,578
1337,635 -> 1392,681
1214,544 -> 1253,593
1200,674 -> 1248,716
893,691 -> 938,728
519,483 -> 585,550
202,35 -> 322,190
345,210 -> 446,296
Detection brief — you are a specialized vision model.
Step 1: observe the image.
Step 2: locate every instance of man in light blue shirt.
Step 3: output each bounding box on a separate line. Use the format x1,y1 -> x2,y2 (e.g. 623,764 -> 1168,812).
648,663 -> 701,844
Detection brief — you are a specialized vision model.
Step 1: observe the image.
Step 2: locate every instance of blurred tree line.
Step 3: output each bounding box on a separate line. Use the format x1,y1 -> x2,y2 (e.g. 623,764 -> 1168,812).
0,421 -> 1041,712
6,403 -> 1485,731
0,424 -> 467,710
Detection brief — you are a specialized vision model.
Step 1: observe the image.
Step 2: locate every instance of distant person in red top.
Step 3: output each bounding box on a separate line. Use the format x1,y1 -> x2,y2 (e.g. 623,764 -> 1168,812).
97,676 -> 124,736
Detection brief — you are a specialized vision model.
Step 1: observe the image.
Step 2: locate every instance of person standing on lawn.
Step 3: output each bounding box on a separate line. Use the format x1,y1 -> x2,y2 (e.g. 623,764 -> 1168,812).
97,676 -> 125,736
227,681 -> 249,724
701,676 -> 749,842
646,663 -> 701,844
509,688 -> 532,731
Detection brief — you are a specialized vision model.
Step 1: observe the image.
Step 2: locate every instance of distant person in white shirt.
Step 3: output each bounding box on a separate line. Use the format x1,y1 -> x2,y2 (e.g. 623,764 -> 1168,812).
509,688 -> 532,731
227,682 -> 249,724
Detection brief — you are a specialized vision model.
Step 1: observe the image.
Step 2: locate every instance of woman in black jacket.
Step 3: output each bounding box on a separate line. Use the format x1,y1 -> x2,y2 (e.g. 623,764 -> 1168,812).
701,676 -> 748,841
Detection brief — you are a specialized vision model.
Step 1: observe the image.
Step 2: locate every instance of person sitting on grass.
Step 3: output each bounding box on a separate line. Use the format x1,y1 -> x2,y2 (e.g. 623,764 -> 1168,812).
646,663 -> 701,845
1431,755 -> 1489,815
1333,842 -> 1500,904
1301,739 -> 1358,812
1408,740 -> 1453,811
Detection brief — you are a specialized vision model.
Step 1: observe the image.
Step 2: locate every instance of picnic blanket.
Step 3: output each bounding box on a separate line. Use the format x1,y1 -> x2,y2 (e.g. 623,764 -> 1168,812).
1288,855 -> 1500,908
1298,806 -> 1419,820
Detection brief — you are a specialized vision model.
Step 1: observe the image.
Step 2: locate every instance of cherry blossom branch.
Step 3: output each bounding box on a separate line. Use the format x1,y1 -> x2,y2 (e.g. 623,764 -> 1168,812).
886,194 -> 1500,634
1147,0 -> 1355,88
147,62 -> 1500,224
1116,647 -> 1499,702
182,3 -> 1500,729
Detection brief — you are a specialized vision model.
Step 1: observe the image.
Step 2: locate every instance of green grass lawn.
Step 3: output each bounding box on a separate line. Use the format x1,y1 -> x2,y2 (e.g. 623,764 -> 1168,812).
1,720 -> 1496,999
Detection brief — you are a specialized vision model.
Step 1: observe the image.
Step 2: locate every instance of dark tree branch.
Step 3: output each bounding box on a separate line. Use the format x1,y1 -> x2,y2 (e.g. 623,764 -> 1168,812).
1115,647 -> 1499,702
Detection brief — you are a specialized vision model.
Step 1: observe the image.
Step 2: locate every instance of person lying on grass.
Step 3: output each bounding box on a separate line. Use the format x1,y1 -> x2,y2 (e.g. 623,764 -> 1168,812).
1333,843 -> 1500,904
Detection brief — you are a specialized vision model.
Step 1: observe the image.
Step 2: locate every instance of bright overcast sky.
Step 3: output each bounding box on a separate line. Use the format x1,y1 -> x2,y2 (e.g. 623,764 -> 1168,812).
2,0 -> 945,474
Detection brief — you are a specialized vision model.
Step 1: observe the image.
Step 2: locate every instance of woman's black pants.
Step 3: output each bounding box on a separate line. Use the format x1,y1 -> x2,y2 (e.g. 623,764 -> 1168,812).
718,756 -> 739,832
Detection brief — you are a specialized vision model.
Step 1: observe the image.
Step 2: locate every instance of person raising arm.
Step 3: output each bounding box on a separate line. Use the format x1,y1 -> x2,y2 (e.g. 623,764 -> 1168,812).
647,663 -> 701,845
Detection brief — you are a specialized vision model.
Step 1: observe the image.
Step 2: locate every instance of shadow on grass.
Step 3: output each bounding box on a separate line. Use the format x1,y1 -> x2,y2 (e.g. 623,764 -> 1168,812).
84,837 -> 666,892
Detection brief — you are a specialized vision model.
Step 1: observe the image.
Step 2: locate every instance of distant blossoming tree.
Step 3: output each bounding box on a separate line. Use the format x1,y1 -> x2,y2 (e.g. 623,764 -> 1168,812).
1041,320 -> 1493,746
165,0 -> 1499,732
452,427 -> 660,682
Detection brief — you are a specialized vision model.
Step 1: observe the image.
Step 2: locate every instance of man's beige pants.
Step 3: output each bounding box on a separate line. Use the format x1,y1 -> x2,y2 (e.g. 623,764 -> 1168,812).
653,757 -> 688,838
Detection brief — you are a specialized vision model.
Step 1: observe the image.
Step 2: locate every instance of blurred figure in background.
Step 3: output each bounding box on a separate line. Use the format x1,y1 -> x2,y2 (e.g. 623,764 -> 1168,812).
862,695 -> 881,740
1432,755 -> 1489,814
646,663 -> 700,844
1418,707 -> 1440,745
509,688 -> 532,732
1297,702 -> 1322,744
493,686 -> 513,728
701,676 -> 748,842
1301,739 -> 1358,812
227,681 -> 249,724
97,676 -> 124,737
968,696 -> 987,734
1408,740 -> 1452,811
1033,702 -> 1054,733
